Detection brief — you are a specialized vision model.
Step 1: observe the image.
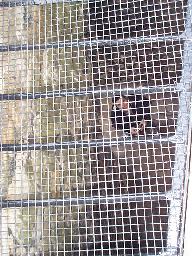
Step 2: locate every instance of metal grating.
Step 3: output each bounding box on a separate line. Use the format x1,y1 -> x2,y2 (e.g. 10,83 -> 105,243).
0,0 -> 191,256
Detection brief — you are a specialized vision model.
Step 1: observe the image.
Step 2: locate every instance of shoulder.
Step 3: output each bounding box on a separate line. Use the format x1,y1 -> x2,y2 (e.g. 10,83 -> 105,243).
110,105 -> 116,117
111,105 -> 120,113
111,105 -> 122,118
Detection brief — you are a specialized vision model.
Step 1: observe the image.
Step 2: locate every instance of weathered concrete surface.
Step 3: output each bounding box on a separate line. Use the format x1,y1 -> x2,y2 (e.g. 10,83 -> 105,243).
0,6 -> 42,255
0,3 -> 93,256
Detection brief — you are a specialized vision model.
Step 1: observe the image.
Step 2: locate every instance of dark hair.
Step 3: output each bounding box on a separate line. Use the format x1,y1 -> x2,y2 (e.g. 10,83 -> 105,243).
112,94 -> 128,104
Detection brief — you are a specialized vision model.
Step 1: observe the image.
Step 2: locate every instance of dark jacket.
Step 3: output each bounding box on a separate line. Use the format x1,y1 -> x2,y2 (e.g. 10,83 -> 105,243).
110,95 -> 152,134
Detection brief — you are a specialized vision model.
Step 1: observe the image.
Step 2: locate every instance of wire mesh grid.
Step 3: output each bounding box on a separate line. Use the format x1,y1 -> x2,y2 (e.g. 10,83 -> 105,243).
0,0 -> 191,255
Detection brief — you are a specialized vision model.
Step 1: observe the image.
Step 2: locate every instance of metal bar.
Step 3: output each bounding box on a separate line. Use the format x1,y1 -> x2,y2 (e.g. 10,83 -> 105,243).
163,1 -> 192,255
0,0 -> 76,7
0,34 -> 184,53
0,0 -> 184,7
182,108 -> 192,256
0,192 -> 169,208
0,0 -> 87,7
0,85 -> 181,101
0,135 -> 181,152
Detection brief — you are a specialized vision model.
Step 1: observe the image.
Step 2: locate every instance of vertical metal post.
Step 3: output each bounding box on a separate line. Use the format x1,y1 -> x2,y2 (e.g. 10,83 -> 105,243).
163,1 -> 192,255
182,108 -> 192,256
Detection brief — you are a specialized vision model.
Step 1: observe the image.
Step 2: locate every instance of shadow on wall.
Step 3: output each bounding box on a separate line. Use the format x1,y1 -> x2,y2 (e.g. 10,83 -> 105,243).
78,91 -> 177,254
79,200 -> 169,255
76,0 -> 185,254
84,0 -> 187,87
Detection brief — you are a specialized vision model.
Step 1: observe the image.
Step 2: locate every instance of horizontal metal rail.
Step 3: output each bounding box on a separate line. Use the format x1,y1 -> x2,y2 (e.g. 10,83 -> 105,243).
0,0 -> 184,7
0,135 -> 182,152
0,192 -> 169,208
0,0 -> 86,7
0,34 -> 184,53
0,85 -> 181,101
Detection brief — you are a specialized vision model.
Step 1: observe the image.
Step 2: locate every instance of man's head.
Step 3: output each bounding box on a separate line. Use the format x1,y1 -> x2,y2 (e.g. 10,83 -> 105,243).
112,94 -> 129,110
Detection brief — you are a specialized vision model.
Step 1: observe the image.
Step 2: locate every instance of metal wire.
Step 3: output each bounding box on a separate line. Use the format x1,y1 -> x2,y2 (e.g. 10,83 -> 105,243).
0,85 -> 182,100
0,135 -> 180,152
0,34 -> 185,52
0,192 -> 170,208
0,0 -> 191,255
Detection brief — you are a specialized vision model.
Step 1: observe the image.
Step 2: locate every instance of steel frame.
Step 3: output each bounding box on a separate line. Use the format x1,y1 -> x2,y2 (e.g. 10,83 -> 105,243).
161,1 -> 192,255
0,85 -> 182,101
0,34 -> 185,52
